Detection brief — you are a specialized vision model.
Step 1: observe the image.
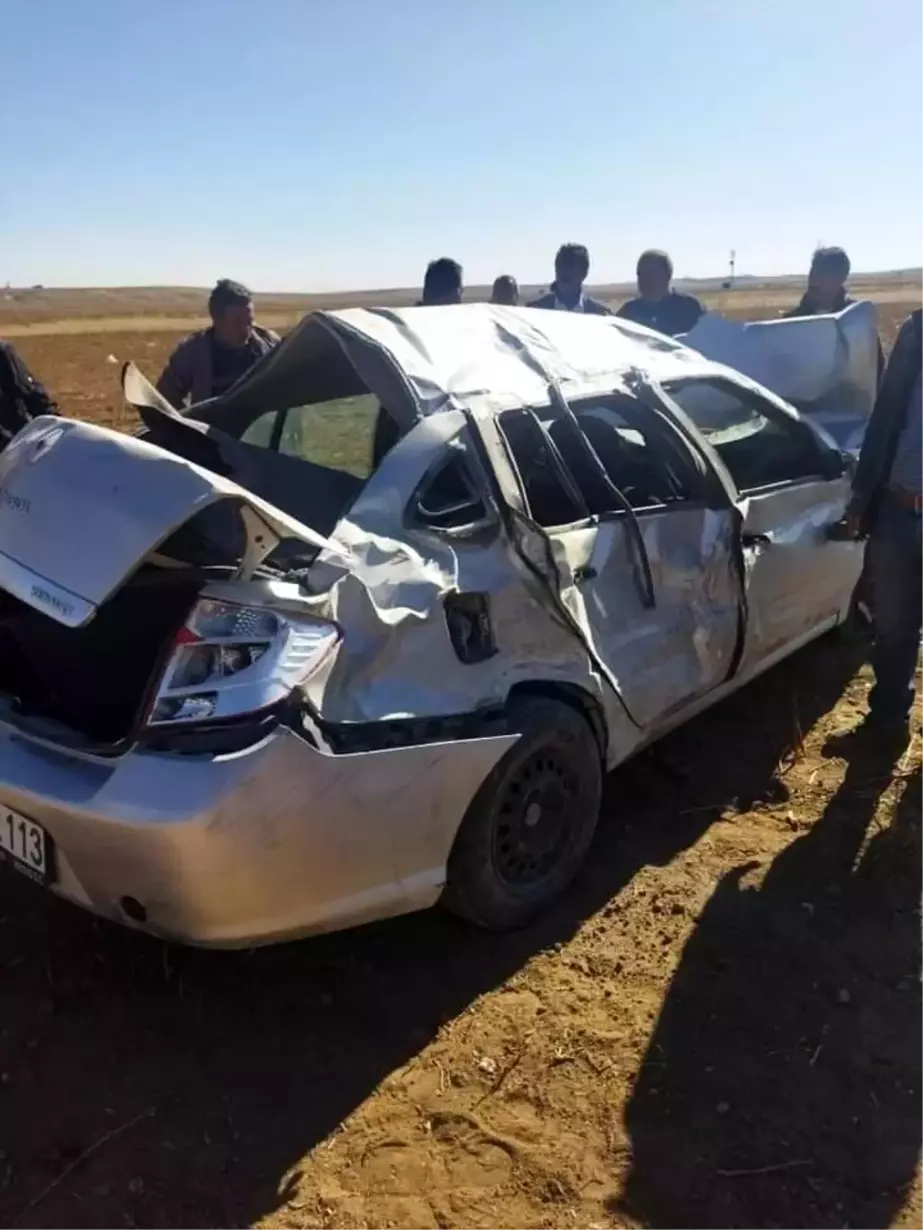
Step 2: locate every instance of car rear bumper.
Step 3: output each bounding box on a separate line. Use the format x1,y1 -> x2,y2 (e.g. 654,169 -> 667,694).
0,722 -> 516,947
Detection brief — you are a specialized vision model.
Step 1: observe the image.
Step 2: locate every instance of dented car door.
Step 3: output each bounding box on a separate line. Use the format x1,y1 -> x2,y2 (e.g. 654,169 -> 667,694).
493,395 -> 742,730
665,375 -> 864,673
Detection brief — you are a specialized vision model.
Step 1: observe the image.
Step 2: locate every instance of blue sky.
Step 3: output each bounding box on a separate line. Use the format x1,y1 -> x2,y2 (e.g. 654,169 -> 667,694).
2,0 -> 920,291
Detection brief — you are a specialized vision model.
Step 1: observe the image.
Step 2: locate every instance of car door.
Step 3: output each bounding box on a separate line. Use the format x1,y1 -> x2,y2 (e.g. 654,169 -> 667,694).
494,394 -> 742,730
664,375 -> 864,675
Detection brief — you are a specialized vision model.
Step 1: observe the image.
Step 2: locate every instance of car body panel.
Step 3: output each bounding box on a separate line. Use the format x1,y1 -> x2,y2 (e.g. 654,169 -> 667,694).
0,721 -> 517,946
737,476 -> 862,671
548,504 -> 741,728
0,413 -> 348,627
682,299 -> 880,453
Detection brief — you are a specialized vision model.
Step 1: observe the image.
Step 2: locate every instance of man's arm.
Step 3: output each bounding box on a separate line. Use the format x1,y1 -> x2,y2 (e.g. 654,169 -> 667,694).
848,311 -> 920,527
686,295 -> 705,327
156,338 -> 195,408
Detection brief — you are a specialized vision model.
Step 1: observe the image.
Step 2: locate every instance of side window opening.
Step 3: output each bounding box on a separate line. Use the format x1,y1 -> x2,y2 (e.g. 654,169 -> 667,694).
664,378 -> 831,493
550,398 -> 695,511
498,408 -> 586,528
413,452 -> 489,531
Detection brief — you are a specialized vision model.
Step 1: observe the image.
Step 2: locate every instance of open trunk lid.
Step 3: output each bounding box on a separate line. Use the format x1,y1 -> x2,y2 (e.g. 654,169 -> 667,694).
0,415 -> 348,629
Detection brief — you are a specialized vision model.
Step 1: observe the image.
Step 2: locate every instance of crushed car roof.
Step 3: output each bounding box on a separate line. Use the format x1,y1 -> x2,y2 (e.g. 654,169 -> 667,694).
322,304 -> 718,413
204,299 -> 879,440
210,304 -> 729,426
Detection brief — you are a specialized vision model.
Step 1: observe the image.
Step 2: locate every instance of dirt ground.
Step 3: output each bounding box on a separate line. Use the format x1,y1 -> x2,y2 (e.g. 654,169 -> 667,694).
0,284 -> 920,1230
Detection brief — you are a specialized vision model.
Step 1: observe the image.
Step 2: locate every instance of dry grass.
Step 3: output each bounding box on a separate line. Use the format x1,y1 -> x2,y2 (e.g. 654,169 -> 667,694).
0,278 -> 920,1230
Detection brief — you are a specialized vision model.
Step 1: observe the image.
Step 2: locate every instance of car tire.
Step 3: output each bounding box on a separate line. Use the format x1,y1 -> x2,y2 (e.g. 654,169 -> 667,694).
442,696 -> 603,930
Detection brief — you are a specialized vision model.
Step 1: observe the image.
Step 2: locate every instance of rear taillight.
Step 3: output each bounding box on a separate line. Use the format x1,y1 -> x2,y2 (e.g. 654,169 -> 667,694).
147,599 -> 339,727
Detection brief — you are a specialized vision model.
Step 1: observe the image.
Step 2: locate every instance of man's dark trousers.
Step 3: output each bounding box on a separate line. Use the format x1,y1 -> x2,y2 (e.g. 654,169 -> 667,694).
867,492 -> 922,723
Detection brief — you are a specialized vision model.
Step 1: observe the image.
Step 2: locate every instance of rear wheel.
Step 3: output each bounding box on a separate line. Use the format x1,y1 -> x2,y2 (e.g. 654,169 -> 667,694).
442,696 -> 602,930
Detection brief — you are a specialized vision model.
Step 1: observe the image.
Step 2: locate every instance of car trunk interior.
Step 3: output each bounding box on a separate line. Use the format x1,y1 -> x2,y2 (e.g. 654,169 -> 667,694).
0,564 -> 202,746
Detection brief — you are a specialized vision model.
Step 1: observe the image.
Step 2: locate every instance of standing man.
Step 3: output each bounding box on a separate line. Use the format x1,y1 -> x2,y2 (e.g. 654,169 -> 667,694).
841,309 -> 922,741
787,245 -> 884,379
616,249 -> 704,336
419,258 -> 464,306
490,274 -> 520,306
156,279 -> 279,408
528,244 -> 612,315
785,246 -> 854,317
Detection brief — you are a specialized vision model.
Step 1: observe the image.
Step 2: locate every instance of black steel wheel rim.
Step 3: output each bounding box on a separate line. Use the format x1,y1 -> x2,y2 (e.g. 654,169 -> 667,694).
492,748 -> 576,889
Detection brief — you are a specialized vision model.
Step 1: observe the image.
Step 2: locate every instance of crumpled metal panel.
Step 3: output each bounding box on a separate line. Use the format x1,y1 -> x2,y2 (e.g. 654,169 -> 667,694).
322,304 -> 718,418
300,411 -> 638,756
0,415 -> 348,627
682,300 -> 880,452
548,506 -> 741,729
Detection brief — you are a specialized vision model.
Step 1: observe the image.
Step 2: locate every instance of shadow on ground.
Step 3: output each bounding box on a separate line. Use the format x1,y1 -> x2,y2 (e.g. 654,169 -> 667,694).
620,728 -> 921,1228
0,640 -> 906,1228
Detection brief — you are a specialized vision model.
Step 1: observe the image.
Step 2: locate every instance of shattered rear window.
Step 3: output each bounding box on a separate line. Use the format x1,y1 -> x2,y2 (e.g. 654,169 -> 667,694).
242,394 -> 381,478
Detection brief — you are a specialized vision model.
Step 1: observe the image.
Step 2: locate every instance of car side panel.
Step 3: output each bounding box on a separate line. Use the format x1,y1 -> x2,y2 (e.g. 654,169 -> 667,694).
738,476 -> 864,671
549,504 -> 741,729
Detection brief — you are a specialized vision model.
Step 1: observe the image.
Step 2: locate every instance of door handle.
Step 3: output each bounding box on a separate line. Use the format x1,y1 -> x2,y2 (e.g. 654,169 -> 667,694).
741,532 -> 772,548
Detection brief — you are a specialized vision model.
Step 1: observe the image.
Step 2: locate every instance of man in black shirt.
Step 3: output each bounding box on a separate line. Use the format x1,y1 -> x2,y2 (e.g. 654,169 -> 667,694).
617,249 -> 704,336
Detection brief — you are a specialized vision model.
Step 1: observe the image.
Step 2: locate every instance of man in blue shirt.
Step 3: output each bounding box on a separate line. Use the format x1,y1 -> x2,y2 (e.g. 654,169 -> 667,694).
617,250 -> 704,337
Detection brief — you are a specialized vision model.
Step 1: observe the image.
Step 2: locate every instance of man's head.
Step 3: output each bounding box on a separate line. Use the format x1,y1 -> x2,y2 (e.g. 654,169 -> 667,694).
208,279 -> 255,346
636,249 -> 673,302
421,258 -> 464,306
491,274 -> 520,306
807,246 -> 851,309
553,244 -> 590,303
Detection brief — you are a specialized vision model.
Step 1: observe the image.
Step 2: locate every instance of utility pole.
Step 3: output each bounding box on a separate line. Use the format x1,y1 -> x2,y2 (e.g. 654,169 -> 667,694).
722,249 -> 736,290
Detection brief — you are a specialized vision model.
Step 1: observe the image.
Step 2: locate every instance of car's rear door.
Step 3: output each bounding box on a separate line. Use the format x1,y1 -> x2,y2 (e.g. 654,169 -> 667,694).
495,393 -> 742,730
665,375 -> 863,675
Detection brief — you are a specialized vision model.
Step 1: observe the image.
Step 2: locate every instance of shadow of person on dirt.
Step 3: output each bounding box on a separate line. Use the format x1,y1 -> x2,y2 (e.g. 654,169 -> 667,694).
0,641 -> 865,1229
619,731 -> 921,1228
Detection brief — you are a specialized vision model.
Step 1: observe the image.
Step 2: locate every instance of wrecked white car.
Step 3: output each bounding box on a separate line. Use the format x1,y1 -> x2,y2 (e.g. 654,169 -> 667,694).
0,304 -> 873,946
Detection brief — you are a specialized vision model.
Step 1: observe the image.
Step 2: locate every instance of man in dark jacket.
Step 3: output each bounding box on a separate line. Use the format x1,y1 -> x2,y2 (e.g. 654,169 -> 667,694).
616,249 -> 704,336
785,246 -> 855,317
785,246 -> 884,380
528,244 -> 612,315
0,340 -> 57,450
841,309 -> 922,737
156,279 -> 279,408
419,257 -> 464,306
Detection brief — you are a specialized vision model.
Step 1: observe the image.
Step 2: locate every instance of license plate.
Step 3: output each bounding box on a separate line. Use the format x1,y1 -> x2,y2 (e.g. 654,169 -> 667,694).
0,804 -> 50,883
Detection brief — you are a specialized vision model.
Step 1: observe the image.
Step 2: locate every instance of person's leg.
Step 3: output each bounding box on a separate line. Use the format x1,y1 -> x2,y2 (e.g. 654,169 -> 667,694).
867,497 -> 923,726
